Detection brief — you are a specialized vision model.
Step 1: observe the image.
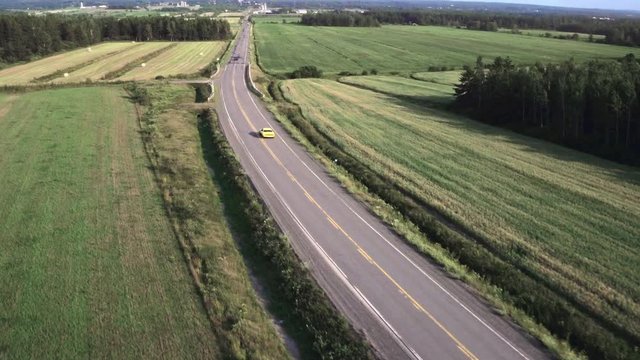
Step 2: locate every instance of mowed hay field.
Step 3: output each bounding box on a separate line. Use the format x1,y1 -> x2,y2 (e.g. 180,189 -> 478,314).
281,79 -> 640,338
255,24 -> 640,74
0,41 -> 225,85
55,42 -> 172,83
0,42 -> 136,86
0,87 -> 220,358
339,75 -> 454,104
117,42 -> 225,80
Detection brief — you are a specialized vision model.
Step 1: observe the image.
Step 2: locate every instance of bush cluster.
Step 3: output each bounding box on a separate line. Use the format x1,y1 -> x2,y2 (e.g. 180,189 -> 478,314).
124,83 -> 151,106
289,65 -> 323,79
200,109 -> 374,360
279,94 -> 639,360
192,83 -> 212,103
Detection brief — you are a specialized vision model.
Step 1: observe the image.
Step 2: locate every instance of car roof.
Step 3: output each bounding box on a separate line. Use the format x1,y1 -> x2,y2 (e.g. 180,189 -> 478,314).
262,127 -> 273,131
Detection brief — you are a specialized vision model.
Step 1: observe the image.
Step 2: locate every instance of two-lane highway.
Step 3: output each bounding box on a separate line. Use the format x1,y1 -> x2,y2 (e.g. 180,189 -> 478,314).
215,21 -> 551,360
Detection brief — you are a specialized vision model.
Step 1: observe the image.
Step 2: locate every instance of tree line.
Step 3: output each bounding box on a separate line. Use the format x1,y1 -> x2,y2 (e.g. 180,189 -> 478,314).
0,13 -> 231,63
300,11 -> 380,27
300,9 -> 640,46
454,55 -> 640,164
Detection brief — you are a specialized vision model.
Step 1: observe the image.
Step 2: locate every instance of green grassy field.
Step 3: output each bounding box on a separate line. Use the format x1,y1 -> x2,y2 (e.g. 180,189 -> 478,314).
280,78 -> 640,338
339,75 -> 454,104
0,42 -> 136,86
411,70 -> 462,86
117,42 -> 226,80
255,24 -> 640,74
0,87 -> 221,358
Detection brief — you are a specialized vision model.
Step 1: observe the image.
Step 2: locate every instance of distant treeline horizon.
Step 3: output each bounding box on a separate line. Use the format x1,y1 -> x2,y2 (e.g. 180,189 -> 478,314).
299,9 -> 640,46
0,13 -> 231,63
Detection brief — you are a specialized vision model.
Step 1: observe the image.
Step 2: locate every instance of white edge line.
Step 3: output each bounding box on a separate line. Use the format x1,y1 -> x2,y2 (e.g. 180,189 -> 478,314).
219,74 -> 420,360
238,49 -> 532,360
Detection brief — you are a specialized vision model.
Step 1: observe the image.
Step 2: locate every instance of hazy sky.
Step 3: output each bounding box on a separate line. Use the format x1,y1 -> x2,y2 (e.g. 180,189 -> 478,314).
453,0 -> 640,11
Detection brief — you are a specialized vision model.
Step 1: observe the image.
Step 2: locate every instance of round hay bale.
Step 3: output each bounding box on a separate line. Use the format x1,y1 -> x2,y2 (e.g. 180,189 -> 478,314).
87,47 -> 92,52
141,63 -> 146,67
63,73 -> 69,77
199,52 -> 204,56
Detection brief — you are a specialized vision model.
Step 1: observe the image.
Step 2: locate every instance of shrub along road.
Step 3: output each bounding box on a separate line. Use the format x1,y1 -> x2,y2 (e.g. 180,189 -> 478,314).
215,21 -> 551,360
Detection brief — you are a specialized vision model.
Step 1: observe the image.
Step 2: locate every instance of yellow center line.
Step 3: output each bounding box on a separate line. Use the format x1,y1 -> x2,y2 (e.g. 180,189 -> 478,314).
227,68 -> 479,360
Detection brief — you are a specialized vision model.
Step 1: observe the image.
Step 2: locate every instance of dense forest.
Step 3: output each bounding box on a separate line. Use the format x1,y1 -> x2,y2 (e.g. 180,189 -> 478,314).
300,11 -> 379,27
0,13 -> 231,63
454,55 -> 640,164
300,10 -> 640,46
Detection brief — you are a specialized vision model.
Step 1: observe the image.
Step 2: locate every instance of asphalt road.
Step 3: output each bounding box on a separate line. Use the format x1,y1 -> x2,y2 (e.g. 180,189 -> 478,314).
214,21 -> 551,360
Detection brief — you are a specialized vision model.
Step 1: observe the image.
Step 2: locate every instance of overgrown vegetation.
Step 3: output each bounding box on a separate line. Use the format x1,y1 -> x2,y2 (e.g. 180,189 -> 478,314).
198,108 -> 375,360
277,78 -> 640,360
455,55 -> 640,164
289,65 -> 323,79
127,83 -> 291,359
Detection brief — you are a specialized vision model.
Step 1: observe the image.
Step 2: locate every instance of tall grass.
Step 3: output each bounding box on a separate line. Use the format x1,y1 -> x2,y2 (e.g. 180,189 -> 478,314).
278,78 -> 640,360
130,83 -> 293,359
0,87 -> 220,358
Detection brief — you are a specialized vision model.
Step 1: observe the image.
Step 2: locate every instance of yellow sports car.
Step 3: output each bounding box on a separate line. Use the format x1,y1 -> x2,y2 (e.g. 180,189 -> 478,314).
259,127 -> 276,138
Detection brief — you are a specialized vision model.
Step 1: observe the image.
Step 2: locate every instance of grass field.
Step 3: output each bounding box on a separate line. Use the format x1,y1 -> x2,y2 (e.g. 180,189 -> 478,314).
55,43 -> 171,83
220,16 -> 243,34
0,87 -> 221,358
0,41 -> 225,85
411,70 -> 462,86
117,42 -> 226,80
280,78 -> 640,339
498,28 -> 606,41
339,75 -> 454,104
0,42 -> 136,86
255,24 -> 640,74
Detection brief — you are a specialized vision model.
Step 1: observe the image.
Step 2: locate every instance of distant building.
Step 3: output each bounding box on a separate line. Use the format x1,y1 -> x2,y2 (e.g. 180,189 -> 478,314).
252,3 -> 272,14
295,9 -> 307,14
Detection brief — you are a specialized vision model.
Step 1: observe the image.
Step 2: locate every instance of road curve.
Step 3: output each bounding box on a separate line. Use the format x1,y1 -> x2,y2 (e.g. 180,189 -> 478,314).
214,21 -> 551,360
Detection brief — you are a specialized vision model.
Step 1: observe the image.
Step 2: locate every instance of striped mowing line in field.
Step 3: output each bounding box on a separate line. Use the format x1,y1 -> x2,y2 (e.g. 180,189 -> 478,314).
339,75 -> 455,104
55,43 -> 171,83
116,42 -> 226,81
411,71 -> 463,87
255,24 -> 640,74
281,78 -> 640,338
0,42 -> 138,86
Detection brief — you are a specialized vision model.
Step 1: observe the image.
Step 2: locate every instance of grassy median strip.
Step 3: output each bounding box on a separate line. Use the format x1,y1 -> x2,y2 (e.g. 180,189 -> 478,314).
197,106 -> 375,359
126,82 -> 292,359
267,79 -> 640,360
103,43 -> 177,80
